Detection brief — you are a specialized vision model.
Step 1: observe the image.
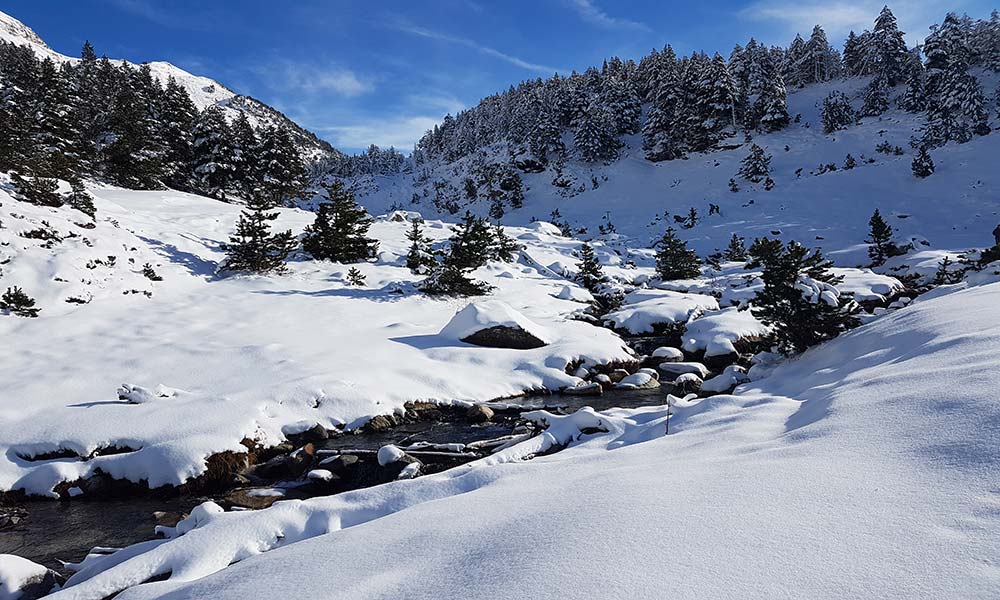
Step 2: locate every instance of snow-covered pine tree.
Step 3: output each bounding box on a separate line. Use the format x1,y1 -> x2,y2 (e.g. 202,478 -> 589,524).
223,193 -> 297,274
752,57 -> 790,132
801,25 -> 841,84
102,63 -> 165,189
301,181 -> 379,263
66,177 -> 96,218
898,69 -> 927,112
866,208 -> 894,266
821,90 -> 856,133
258,125 -> 308,205
230,112 -> 260,196
912,146 -> 935,177
346,267 -> 366,286
748,238 -> 859,354
861,74 -> 890,116
783,34 -> 807,88
158,76 -> 198,190
405,219 -> 435,273
655,227 -> 702,280
842,31 -> 866,77
723,233 -> 747,261
865,6 -> 909,86
738,144 -> 772,182
190,105 -> 235,199
30,57 -> 79,179
574,104 -> 620,162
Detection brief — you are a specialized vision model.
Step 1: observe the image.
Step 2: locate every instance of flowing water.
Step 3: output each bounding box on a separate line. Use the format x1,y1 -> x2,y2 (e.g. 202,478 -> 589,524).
0,388 -> 667,574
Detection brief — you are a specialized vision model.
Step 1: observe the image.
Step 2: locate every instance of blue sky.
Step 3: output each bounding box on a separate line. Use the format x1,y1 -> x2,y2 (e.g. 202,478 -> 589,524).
4,0 -> 992,154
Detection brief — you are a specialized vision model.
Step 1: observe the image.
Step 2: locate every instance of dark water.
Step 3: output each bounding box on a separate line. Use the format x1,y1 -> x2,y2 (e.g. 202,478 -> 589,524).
1,389 -> 668,575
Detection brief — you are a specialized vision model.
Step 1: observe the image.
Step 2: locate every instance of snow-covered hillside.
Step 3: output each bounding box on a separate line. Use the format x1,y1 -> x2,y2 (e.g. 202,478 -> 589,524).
36,275 -> 1000,600
355,72 -> 1000,265
0,10 -> 336,163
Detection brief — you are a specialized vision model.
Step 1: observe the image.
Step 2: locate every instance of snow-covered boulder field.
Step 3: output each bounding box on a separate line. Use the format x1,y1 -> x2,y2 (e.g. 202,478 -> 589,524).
40,280 -> 1000,599
0,186 -> 633,497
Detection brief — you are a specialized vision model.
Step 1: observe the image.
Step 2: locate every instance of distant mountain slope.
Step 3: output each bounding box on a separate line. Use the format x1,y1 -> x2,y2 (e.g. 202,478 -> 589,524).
0,10 -> 339,163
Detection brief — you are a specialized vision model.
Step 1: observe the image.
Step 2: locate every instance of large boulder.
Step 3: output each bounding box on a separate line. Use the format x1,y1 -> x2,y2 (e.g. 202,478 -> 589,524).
441,301 -> 552,349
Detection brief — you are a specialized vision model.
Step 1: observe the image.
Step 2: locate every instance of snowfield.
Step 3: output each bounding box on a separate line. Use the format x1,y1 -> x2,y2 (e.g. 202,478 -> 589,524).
40,279 -> 1000,599
0,185 -> 641,496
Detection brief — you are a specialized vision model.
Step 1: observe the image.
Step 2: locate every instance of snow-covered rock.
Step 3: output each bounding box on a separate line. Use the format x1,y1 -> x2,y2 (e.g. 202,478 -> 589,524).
0,554 -> 59,600
377,445 -> 407,466
440,300 -> 553,349
651,346 -> 684,361
700,365 -> 750,394
681,307 -> 770,357
614,372 -> 660,390
658,361 -> 710,379
603,290 -> 719,334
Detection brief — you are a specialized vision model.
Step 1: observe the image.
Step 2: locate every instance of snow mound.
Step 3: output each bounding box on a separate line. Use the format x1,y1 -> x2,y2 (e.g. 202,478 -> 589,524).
682,307 -> 770,357
0,554 -> 52,600
603,289 -> 719,334
440,300 -> 554,347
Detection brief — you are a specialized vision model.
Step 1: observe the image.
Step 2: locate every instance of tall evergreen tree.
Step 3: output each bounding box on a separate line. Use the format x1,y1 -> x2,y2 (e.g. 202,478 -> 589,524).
574,104 -> 620,162
223,194 -> 297,274
158,76 -> 198,189
301,181 -> 378,263
842,30 -> 866,76
655,227 -> 702,280
911,146 -> 935,177
230,112 -> 260,195
190,105 -> 235,199
102,63 -> 164,189
258,125 -> 308,205
866,6 -> 909,86
575,243 -> 606,292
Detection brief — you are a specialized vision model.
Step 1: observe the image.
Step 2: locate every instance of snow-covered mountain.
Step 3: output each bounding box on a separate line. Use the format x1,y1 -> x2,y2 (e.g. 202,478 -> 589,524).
0,10 -> 338,164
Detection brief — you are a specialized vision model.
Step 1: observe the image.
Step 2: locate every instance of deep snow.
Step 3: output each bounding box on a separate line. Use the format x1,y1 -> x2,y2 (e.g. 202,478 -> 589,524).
40,279 -> 1000,600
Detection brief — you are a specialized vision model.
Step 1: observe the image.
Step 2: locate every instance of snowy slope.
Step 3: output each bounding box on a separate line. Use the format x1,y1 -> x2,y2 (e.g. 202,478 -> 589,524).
0,184 -> 639,496
0,10 -> 336,162
356,73 -> 1000,266
43,279 -> 1000,599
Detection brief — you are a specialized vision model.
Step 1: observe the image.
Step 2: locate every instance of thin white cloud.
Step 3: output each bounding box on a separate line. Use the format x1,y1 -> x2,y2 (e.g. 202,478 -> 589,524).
565,0 -> 651,32
256,61 -> 374,97
319,115 -> 442,151
389,21 -> 563,75
738,0 -> 967,44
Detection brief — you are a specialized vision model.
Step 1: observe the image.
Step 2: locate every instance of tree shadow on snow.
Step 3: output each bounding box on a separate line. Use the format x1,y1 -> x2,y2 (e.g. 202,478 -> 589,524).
136,235 -> 221,279
251,285 -> 409,303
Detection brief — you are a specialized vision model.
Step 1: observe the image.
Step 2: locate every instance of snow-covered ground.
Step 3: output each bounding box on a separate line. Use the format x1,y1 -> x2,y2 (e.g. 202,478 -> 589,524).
0,184 -> 643,496
37,277 -> 1000,599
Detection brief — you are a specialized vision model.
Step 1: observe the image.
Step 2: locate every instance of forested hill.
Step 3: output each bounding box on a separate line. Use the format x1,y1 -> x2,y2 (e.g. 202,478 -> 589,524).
0,9 -> 340,203
337,8 -> 1000,230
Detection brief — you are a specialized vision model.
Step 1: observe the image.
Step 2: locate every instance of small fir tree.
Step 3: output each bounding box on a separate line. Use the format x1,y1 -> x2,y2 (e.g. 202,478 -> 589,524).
861,75 -> 890,116
346,267 -> 366,286
141,263 -> 163,281
223,194 -> 297,274
490,223 -> 521,262
65,178 -> 96,218
723,233 -> 747,261
866,208 -> 894,266
301,181 -> 378,263
655,227 -> 702,280
912,147 -> 935,178
738,144 -> 771,183
933,256 -> 960,285
405,219 -> 435,273
0,286 -> 40,317
575,243 -> 606,292
748,239 -> 859,354
10,172 -> 62,207
843,154 -> 857,170
821,91 -> 856,134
